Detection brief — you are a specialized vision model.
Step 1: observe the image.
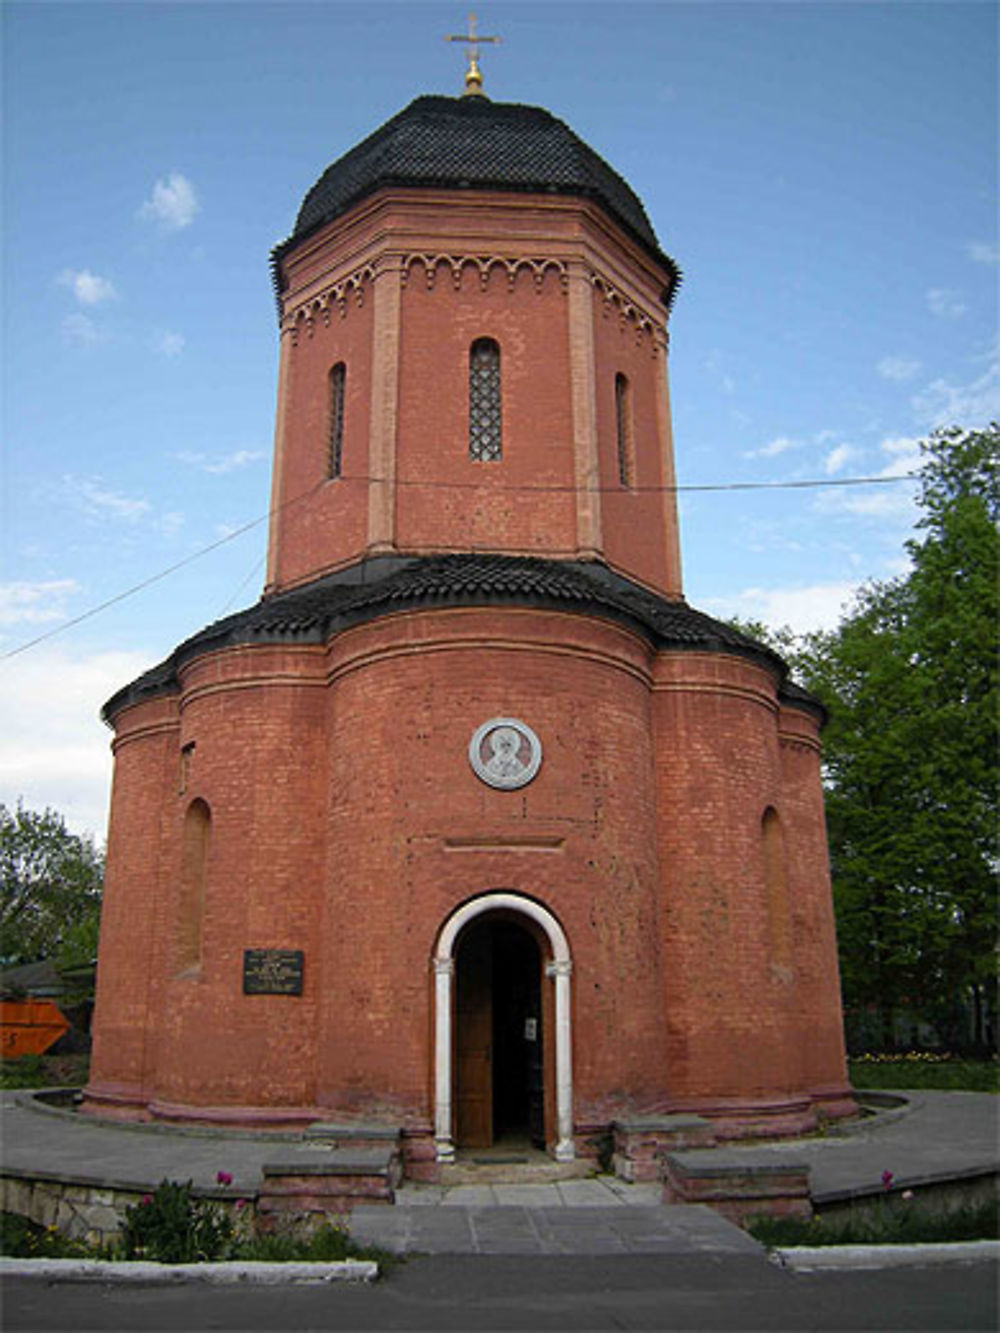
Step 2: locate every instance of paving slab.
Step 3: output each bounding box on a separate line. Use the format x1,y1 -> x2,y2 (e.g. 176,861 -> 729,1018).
349,1203 -> 764,1256
2,1087 -> 997,1259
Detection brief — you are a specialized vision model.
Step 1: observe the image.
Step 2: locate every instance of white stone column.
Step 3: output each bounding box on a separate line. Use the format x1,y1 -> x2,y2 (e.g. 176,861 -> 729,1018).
433,957 -> 455,1163
546,957 -> 575,1161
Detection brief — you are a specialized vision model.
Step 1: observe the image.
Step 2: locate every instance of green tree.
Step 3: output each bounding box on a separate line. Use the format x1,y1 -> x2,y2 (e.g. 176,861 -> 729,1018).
0,803 -> 104,967
802,425 -> 999,1050
732,425 -> 999,1050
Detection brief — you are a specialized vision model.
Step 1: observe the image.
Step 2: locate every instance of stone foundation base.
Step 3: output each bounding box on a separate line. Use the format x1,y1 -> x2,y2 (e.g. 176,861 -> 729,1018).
662,1088 -> 857,1142
612,1116 -> 717,1182
662,1152 -> 813,1224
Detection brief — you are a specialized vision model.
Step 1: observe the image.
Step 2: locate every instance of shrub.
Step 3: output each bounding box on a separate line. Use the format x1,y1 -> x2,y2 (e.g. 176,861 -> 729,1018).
0,1212 -> 97,1258
0,1055 -> 44,1089
119,1180 -> 236,1264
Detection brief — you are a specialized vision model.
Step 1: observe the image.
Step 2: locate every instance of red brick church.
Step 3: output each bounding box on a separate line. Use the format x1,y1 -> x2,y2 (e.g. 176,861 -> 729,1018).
84,72 -> 855,1174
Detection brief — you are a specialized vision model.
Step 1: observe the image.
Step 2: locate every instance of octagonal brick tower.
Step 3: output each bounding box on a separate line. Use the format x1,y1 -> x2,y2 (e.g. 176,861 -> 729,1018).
265,95 -> 683,597
85,91 -> 855,1170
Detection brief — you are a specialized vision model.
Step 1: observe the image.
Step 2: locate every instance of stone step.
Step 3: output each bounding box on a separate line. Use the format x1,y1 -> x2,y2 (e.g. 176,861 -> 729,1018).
442,1155 -> 593,1185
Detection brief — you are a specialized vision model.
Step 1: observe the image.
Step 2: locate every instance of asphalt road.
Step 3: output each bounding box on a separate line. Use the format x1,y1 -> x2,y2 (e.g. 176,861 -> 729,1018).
4,1254 -> 997,1332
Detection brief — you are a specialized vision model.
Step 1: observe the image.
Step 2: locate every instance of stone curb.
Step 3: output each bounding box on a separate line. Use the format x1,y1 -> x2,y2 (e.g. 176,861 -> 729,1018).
0,1257 -> 378,1284
773,1241 -> 1000,1271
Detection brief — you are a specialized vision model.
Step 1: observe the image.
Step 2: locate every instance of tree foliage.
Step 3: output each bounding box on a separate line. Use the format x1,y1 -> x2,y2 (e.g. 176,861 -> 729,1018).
736,425 -> 999,1049
0,803 -> 104,967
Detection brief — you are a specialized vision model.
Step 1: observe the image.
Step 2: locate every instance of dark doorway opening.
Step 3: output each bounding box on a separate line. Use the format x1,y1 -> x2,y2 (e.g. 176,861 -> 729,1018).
455,916 -> 544,1150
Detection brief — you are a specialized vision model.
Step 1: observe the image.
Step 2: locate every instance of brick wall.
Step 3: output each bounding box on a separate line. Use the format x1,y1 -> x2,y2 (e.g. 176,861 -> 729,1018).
86,607 -> 852,1138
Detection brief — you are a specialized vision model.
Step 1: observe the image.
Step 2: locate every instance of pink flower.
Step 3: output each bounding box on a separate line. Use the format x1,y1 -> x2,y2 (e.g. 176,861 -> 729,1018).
235,1198 -> 248,1211
141,1194 -> 153,1206
216,1170 -> 233,1186
881,1170 -> 894,1189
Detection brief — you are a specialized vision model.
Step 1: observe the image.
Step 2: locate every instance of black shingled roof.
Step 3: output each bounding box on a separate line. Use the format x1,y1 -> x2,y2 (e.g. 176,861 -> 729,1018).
272,96 -> 680,303
103,555 -> 822,723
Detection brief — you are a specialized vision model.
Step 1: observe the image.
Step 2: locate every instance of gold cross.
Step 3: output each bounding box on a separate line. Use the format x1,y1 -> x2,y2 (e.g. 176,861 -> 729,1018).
445,12 -> 501,97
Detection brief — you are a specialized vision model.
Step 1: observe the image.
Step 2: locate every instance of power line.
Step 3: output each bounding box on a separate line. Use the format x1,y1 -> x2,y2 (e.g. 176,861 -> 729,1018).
1,469 -> 917,663
1,476 -> 329,664
1,515 -> 269,663
338,471 -> 917,495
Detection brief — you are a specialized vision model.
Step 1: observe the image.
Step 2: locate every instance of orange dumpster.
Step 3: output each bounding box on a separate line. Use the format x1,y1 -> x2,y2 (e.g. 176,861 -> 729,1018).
0,999 -> 70,1058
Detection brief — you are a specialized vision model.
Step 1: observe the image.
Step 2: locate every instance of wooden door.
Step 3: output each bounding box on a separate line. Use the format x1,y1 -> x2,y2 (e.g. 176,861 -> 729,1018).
455,925 -> 493,1148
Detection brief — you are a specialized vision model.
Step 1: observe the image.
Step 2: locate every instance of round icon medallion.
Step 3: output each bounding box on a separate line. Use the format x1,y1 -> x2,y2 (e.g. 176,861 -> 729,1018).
468,718 -> 542,790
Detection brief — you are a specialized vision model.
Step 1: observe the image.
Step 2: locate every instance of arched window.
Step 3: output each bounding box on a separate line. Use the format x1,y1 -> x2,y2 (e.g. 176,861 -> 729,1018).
762,807 -> 791,968
615,372 -> 634,488
469,339 -> 502,462
177,799 -> 210,974
328,362 -> 346,478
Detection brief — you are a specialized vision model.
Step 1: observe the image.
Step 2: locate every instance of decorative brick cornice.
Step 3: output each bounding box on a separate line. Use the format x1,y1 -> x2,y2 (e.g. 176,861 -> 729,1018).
284,262 -> 377,341
400,252 -> 570,293
281,255 -> 670,354
588,270 -> 665,352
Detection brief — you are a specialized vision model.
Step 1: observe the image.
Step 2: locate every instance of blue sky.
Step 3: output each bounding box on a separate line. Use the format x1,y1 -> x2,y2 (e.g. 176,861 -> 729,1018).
2,0 -> 997,840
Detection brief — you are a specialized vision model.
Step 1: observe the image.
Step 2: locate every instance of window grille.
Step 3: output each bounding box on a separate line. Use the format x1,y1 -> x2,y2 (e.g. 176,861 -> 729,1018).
328,362 -> 346,478
615,373 -> 633,488
469,339 -> 502,462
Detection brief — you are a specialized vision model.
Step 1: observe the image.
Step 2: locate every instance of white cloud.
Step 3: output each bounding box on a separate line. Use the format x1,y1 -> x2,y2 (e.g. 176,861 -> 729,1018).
912,353 -> 1000,428
701,581 -> 861,636
68,476 -> 152,524
0,646 -> 155,841
157,511 -> 185,538
61,312 -> 103,346
58,268 -> 118,305
138,172 -> 199,231
877,356 -> 921,382
926,288 -> 967,319
0,580 -> 81,628
823,443 -> 859,476
743,435 -> 799,460
153,330 -> 186,357
812,436 -> 921,520
174,449 -> 265,475
966,241 -> 999,265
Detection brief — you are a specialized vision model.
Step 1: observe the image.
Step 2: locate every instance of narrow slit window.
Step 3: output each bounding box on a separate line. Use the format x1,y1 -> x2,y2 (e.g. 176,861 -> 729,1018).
763,807 -> 792,968
178,798 -> 210,975
469,339 -> 502,462
328,362 -> 346,478
615,373 -> 634,488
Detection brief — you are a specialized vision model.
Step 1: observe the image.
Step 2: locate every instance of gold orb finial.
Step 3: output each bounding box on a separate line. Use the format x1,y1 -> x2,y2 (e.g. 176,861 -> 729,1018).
445,12 -> 501,98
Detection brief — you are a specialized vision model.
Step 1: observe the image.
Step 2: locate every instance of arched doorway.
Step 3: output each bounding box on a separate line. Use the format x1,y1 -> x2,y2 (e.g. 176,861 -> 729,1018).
454,915 -> 544,1150
433,892 -> 574,1163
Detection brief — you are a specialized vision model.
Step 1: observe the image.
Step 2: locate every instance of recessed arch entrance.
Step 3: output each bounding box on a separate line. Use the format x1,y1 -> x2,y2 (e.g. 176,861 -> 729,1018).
433,892 -> 574,1163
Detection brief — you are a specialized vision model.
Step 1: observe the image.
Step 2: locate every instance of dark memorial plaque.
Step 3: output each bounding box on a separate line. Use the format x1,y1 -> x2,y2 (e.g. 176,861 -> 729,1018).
243,949 -> 304,996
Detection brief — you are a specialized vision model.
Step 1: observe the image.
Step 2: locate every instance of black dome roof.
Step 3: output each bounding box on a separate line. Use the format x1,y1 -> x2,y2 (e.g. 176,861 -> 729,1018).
274,95 -> 679,294
102,554 -> 819,724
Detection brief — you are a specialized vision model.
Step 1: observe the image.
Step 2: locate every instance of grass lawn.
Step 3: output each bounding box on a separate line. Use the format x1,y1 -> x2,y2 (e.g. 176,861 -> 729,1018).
848,1054 -> 998,1093
748,1201 -> 999,1248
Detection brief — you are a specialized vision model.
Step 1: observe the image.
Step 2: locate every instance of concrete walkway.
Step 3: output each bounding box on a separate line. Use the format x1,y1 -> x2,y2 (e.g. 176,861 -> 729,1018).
2,1088 -> 996,1256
